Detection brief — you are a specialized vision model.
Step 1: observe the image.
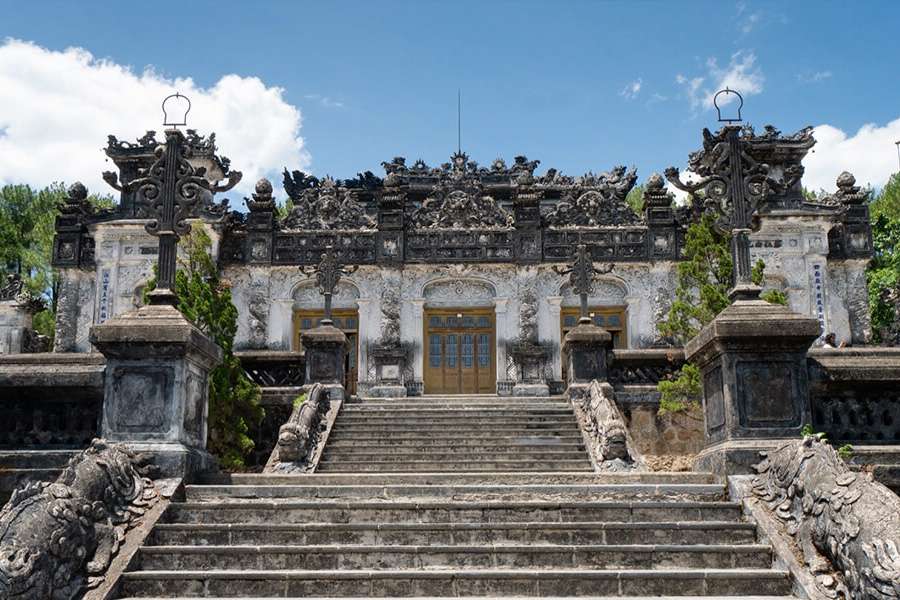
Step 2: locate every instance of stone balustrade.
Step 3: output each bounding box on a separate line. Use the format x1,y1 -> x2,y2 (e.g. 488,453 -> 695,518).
235,350 -> 306,387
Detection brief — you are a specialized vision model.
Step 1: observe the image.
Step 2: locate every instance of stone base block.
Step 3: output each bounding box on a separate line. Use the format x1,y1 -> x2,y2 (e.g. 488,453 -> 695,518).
368,384 -> 407,398
512,383 -> 550,397
694,438 -> 795,475
120,441 -> 218,480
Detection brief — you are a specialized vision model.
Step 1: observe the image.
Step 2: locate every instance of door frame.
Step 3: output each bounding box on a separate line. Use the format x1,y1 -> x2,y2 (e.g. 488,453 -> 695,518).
423,306 -> 496,395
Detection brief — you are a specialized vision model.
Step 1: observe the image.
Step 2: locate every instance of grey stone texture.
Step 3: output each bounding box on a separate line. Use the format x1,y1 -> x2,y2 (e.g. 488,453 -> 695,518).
0,439 -> 158,600
686,299 -> 821,475
90,302 -> 222,478
752,436 -> 900,598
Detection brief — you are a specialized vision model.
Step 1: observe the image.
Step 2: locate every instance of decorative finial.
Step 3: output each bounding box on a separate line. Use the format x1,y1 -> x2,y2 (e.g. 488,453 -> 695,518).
162,92 -> 191,128
713,87 -> 744,123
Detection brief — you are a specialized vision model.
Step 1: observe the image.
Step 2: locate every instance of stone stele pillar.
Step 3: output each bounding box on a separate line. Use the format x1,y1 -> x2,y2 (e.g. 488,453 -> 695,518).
302,322 -> 350,401
562,318 -> 613,396
686,298 -> 820,475
90,303 -> 223,479
0,299 -> 33,354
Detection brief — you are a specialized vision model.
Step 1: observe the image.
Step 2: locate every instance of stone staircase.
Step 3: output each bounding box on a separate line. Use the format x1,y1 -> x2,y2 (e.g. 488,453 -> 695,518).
116,394 -> 796,598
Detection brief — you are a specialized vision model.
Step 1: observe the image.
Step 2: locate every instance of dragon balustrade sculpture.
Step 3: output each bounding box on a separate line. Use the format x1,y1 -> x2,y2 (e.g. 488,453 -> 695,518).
0,439 -> 158,600
266,383 -> 330,473
752,436 -> 900,599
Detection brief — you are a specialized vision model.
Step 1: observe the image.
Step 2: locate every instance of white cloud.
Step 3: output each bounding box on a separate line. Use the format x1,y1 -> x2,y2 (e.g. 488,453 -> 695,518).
0,39 -> 309,202
619,78 -> 642,100
797,70 -> 832,84
304,94 -> 345,109
676,51 -> 764,115
803,118 -> 900,193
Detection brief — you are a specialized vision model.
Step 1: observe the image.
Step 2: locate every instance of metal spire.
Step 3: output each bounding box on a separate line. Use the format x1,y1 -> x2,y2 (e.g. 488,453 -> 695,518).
457,89 -> 461,154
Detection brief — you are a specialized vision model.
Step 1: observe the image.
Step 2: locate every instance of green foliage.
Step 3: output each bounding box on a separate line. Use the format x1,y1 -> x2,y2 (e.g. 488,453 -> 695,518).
837,444 -> 854,460
625,184 -> 644,216
292,393 -> 307,409
801,423 -> 816,437
657,362 -> 701,415
866,179 -> 900,342
760,289 -> 788,306
145,224 -> 263,469
0,183 -> 113,343
657,214 -> 733,344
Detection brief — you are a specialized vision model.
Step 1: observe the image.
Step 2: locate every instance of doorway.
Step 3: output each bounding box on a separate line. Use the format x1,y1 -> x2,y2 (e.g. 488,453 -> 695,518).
293,308 -> 359,395
423,308 -> 495,394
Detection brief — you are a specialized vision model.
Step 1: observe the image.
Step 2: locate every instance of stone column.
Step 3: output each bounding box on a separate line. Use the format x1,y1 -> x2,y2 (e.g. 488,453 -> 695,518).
687,299 -> 820,475
0,300 -> 33,354
90,303 -> 223,479
408,298 -> 425,392
494,297 -> 510,394
545,296 -> 563,380
301,323 -> 350,406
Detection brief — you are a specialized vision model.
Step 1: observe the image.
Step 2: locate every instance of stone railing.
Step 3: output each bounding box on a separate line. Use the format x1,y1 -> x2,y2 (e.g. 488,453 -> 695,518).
752,436 -> 900,598
236,350 -> 306,387
807,347 -> 900,443
570,380 -> 645,471
264,383 -> 343,474
609,348 -> 685,388
0,353 -> 105,448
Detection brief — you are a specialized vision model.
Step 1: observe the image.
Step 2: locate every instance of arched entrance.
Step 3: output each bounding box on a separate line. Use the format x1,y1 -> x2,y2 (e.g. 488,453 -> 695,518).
422,279 -> 496,395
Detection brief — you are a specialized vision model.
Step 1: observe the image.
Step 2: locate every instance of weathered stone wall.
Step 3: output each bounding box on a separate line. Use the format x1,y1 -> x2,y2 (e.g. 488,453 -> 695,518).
626,403 -> 705,469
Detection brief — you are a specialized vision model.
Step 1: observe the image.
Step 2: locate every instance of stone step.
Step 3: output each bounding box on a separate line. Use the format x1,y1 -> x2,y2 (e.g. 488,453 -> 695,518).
183,483 -> 725,503
343,404 -> 572,412
118,567 -> 793,597
164,500 -> 744,525
150,521 -> 758,547
314,459 -> 593,473
328,425 -> 583,435
137,543 -> 774,571
320,450 -> 591,462
336,415 -> 579,424
323,441 -> 587,453
208,472 -> 722,486
0,449 -> 79,469
120,596 -> 797,600
324,432 -> 585,443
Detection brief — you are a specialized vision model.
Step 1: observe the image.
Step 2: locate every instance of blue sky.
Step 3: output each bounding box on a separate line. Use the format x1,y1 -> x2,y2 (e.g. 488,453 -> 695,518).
2,0 -> 900,198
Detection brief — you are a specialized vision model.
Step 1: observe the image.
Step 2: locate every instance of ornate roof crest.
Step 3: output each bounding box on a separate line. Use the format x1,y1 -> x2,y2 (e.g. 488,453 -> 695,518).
409,183 -> 514,230
543,166 -> 640,227
281,176 -> 375,231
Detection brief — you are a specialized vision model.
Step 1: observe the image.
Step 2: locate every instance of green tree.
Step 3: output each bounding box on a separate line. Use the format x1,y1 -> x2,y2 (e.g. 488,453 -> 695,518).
656,213 -> 787,412
625,184 -> 644,216
144,224 -> 263,469
0,183 -> 113,342
866,176 -> 900,342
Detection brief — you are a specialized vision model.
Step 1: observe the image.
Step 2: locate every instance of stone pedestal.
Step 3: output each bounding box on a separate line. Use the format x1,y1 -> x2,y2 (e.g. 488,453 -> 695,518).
0,300 -> 33,354
509,341 -> 551,397
90,303 -> 223,479
301,324 -> 350,387
369,344 -> 407,398
685,299 -> 820,475
562,320 -> 613,395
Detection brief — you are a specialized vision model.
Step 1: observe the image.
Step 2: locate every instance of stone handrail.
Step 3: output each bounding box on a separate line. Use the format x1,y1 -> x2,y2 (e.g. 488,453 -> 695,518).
571,380 -> 645,471
235,350 -> 306,387
264,383 -> 342,474
752,436 -> 900,598
609,348 -> 685,387
0,439 -> 158,599
807,347 -> 900,444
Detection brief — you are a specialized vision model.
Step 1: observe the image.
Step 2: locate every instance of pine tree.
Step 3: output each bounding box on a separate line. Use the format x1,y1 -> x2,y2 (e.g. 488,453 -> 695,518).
145,223 -> 264,469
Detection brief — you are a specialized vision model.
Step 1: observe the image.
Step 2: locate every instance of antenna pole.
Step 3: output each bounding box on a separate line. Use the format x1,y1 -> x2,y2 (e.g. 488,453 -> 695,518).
457,89 -> 461,153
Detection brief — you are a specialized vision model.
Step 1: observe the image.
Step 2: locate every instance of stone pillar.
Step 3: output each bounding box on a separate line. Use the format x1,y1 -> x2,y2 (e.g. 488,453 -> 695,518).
562,319 -> 613,395
545,296 -> 563,380
494,297 -> 510,394
0,300 -> 33,354
687,299 -> 820,475
90,303 -> 223,479
408,298 -> 426,391
302,322 -> 349,384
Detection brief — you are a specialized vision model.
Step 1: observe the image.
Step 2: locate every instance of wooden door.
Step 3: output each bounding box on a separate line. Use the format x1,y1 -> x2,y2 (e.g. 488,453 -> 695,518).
424,309 -> 495,395
294,309 -> 359,395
